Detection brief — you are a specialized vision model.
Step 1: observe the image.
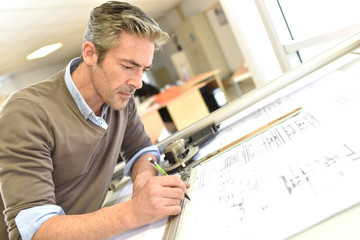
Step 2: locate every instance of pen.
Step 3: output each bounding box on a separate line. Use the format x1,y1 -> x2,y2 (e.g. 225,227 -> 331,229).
148,157 -> 191,201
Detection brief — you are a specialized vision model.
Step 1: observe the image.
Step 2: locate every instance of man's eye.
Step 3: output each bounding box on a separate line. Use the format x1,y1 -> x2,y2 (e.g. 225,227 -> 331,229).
122,65 -> 133,70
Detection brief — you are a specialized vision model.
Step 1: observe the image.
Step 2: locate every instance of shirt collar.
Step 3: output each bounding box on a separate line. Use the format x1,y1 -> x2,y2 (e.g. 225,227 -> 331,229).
64,57 -> 109,120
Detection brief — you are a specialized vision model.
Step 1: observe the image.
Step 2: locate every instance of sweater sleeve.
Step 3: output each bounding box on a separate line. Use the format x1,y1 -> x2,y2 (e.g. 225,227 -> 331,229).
119,97 -> 154,163
0,98 -> 56,240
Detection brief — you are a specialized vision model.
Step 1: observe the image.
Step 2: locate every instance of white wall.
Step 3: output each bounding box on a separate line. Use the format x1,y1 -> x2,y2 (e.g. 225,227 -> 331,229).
0,60 -> 69,96
0,76 -> 17,96
154,0 -> 242,82
154,0 -> 222,83
150,33 -> 180,85
205,5 -> 245,72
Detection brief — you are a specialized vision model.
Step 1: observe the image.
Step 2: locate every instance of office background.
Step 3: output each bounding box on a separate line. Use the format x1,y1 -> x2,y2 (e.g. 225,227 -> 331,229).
1,1 -> 360,238
1,0 -> 359,100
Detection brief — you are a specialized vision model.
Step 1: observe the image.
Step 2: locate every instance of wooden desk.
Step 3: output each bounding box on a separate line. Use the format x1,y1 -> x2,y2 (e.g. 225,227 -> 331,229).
180,69 -> 229,102
163,83 -> 209,131
138,84 -> 210,143
138,70 -> 228,142
138,104 -> 166,143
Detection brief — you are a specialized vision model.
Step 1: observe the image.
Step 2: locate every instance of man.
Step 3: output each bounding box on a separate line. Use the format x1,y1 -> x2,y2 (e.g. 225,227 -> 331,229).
0,1 -> 189,239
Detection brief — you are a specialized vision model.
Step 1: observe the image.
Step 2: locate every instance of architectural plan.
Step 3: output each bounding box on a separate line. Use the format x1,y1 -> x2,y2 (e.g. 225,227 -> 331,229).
177,68 -> 360,239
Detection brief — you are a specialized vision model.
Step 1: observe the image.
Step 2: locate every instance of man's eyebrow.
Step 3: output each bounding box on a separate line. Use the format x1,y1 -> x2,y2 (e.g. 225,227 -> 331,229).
123,59 -> 152,69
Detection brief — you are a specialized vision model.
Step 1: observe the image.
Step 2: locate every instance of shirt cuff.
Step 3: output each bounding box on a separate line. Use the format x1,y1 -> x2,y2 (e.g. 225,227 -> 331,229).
15,204 -> 65,240
124,145 -> 161,176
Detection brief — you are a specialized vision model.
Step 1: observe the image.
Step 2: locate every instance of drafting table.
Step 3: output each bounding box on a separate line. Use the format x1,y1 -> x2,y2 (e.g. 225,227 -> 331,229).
176,68 -> 360,239
107,33 -> 360,239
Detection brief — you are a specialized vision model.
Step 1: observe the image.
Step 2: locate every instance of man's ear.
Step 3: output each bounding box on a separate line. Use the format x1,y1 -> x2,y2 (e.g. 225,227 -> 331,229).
82,41 -> 98,65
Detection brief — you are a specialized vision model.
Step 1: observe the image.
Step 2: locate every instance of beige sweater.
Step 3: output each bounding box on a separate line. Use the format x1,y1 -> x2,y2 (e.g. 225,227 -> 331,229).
0,70 -> 152,239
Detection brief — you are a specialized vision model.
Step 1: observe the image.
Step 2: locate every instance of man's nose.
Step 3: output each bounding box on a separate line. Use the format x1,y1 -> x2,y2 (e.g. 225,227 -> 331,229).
128,69 -> 144,89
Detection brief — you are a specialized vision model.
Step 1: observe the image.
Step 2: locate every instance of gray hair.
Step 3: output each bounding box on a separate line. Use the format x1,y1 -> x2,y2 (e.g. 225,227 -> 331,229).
82,1 -> 169,64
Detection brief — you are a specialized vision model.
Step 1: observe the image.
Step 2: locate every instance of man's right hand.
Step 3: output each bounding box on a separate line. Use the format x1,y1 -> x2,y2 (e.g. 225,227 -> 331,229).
128,175 -> 188,226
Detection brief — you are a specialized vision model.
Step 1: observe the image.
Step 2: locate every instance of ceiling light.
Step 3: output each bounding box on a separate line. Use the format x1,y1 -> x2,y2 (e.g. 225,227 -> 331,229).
26,42 -> 63,60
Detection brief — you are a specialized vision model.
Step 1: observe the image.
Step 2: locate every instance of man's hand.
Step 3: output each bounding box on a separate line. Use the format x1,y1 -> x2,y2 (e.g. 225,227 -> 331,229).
130,153 -> 158,198
129,153 -> 190,226
129,175 -> 188,226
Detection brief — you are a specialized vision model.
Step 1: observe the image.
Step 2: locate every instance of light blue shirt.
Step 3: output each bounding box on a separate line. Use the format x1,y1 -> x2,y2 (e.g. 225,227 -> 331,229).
15,57 -> 160,239
65,58 -> 109,130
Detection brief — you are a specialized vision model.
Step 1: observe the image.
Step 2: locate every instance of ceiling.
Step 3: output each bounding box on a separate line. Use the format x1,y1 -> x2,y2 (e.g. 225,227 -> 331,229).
0,0 -> 183,77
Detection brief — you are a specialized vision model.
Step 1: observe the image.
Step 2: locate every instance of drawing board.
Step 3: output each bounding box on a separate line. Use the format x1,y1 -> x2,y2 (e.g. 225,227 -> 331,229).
176,59 -> 360,239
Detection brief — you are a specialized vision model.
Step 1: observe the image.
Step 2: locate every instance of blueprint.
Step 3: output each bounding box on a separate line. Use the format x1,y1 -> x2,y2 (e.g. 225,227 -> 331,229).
178,69 -> 360,239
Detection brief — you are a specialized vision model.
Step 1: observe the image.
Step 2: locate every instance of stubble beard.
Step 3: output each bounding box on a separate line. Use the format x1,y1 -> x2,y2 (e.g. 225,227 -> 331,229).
109,86 -> 136,110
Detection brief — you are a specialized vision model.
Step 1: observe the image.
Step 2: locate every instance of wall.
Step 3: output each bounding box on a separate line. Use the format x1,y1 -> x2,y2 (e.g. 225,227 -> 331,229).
0,60 -> 69,96
150,35 -> 179,87
153,0 -> 244,84
205,4 -> 245,72
0,76 -> 17,96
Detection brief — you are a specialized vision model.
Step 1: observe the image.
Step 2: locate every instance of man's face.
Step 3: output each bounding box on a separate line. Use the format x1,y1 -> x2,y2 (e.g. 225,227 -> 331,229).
91,32 -> 154,110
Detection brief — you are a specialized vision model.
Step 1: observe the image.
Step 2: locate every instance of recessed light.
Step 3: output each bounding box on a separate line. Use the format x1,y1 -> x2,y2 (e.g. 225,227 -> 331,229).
26,42 -> 63,60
